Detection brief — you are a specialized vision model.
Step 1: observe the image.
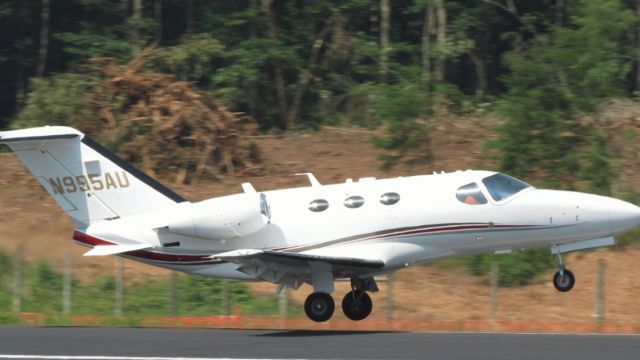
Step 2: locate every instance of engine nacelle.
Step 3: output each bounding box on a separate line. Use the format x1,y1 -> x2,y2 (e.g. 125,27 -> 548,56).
167,193 -> 271,239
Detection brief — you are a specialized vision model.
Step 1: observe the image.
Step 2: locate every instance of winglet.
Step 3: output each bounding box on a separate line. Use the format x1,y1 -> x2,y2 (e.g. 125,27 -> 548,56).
83,243 -> 152,256
295,173 -> 321,187
241,182 -> 257,193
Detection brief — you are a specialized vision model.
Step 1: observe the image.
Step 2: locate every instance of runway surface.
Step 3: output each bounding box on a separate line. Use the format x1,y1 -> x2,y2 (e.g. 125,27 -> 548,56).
0,327 -> 639,360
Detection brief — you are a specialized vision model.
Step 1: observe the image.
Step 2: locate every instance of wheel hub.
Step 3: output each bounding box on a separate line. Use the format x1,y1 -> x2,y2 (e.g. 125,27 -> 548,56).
557,275 -> 570,287
311,299 -> 327,315
304,292 -> 335,322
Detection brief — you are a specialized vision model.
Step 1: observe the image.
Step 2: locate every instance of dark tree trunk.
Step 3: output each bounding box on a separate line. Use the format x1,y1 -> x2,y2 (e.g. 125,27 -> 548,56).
154,0 -> 162,44
434,0 -> 446,83
14,2 -> 28,112
287,14 -> 336,130
555,0 -> 564,27
186,0 -> 194,33
261,0 -> 289,130
379,0 -> 390,83
249,0 -> 257,121
636,1 -> 640,92
422,3 -> 434,82
131,0 -> 142,57
469,51 -> 488,98
36,0 -> 50,77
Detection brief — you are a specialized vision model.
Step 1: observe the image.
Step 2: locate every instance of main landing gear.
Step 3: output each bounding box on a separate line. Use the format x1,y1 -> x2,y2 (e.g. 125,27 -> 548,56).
304,292 -> 335,322
342,290 -> 373,321
553,252 -> 575,292
303,277 -> 378,322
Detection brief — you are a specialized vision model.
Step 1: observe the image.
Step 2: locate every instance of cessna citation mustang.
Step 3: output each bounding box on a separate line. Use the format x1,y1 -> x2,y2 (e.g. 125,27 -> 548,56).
2,126 -> 640,322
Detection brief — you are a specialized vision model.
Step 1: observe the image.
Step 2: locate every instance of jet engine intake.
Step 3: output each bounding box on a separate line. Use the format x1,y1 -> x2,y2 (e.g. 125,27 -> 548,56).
167,193 -> 271,239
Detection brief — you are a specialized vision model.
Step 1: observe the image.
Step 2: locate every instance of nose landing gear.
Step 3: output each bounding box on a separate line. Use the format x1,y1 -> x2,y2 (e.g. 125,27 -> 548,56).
553,252 -> 575,292
553,269 -> 575,292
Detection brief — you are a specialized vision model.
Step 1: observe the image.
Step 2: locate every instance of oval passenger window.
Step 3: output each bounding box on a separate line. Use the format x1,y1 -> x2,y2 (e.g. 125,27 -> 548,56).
308,199 -> 329,212
344,195 -> 365,209
380,192 -> 400,205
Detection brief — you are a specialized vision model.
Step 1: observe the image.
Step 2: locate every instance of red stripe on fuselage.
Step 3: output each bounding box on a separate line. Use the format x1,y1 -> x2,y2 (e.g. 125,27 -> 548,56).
73,230 -> 114,246
374,224 -> 522,240
269,223 -> 541,252
72,230 -> 217,264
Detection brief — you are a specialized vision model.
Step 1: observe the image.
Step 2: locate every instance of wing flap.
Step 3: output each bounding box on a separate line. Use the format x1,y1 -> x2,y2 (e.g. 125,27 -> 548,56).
212,249 -> 384,287
213,249 -> 385,269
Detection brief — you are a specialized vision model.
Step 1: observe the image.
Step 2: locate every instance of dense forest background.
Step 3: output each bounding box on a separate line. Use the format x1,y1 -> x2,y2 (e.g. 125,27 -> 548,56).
1,0 -> 640,193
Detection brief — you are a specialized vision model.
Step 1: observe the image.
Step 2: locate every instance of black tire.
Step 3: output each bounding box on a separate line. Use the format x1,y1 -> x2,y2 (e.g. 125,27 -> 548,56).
553,270 -> 575,292
304,292 -> 335,322
341,290 -> 373,321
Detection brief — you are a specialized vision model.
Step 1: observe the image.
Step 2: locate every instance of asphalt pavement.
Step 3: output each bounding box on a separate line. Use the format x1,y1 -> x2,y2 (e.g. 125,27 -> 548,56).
0,326 -> 638,360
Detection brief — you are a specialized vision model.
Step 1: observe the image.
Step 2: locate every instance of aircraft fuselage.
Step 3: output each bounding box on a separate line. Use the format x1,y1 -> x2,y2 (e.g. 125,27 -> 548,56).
78,170 -> 639,279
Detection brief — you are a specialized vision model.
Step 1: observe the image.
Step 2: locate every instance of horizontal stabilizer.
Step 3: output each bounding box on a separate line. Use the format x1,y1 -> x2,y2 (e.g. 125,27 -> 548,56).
0,126 -> 81,143
83,243 -> 151,256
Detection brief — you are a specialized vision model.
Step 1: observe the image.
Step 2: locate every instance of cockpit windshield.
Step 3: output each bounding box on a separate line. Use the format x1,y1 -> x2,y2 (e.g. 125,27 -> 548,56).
482,173 -> 531,201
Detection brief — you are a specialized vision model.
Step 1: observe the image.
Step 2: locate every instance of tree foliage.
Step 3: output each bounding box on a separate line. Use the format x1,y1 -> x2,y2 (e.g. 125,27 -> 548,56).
2,0 -> 640,287
494,0 -> 635,192
465,249 -> 554,287
3,0 -> 638,152
13,73 -> 97,131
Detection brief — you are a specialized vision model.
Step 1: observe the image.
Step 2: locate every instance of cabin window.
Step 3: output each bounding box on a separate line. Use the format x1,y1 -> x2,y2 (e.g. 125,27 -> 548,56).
344,195 -> 365,208
380,192 -> 400,205
456,183 -> 488,205
482,173 -> 531,201
309,199 -> 329,212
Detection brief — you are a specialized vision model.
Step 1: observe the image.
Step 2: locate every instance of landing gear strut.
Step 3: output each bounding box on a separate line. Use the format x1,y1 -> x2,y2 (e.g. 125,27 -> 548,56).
553,252 -> 575,292
304,292 -> 335,322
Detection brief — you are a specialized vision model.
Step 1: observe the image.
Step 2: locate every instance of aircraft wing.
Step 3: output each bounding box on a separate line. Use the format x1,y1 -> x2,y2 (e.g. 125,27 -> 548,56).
212,249 -> 385,288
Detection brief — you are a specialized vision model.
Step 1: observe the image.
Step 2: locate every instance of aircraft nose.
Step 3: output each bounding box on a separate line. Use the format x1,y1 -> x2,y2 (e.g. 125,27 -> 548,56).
608,198 -> 640,234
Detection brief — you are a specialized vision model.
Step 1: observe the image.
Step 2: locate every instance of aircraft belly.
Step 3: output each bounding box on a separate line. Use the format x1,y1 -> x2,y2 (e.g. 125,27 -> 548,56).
385,224 -> 594,257
418,225 -> 601,253
125,258 -> 256,280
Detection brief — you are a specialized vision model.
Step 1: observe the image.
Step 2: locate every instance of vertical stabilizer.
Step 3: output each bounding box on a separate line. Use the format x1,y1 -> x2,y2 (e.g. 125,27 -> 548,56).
0,126 -> 185,226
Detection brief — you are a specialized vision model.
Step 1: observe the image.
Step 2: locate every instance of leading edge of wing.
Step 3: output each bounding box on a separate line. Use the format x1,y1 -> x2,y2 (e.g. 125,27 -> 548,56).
212,249 -> 385,269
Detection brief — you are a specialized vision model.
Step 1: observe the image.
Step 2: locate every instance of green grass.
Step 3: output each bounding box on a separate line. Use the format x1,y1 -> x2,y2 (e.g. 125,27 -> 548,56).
436,248 -> 554,287
0,254 -> 282,325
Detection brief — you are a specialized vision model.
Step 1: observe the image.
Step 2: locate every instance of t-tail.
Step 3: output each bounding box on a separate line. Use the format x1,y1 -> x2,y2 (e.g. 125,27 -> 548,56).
0,126 -> 186,226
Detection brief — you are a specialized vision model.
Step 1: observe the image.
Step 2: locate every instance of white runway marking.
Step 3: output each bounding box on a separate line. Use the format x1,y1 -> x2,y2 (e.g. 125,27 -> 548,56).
0,356 -> 307,360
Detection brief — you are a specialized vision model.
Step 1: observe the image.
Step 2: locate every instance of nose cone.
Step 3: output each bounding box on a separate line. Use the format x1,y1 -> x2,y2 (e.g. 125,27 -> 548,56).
608,198 -> 640,234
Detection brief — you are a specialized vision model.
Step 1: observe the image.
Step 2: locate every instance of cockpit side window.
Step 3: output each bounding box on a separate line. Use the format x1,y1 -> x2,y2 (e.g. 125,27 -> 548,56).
482,173 -> 531,201
456,183 -> 488,205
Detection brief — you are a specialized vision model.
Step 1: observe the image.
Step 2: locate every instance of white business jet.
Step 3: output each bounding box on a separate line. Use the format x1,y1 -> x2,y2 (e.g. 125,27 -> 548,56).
2,126 -> 640,322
